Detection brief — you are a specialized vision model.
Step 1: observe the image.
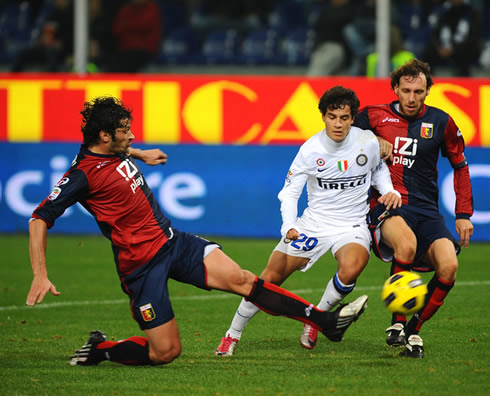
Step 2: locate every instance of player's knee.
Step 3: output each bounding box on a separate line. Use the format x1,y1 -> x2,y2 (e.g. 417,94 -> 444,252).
338,264 -> 363,284
149,343 -> 182,365
393,238 -> 416,262
437,259 -> 458,281
229,269 -> 256,295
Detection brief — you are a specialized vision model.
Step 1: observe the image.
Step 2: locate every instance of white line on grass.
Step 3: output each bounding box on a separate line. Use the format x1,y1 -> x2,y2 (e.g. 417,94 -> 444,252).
2,280 -> 489,312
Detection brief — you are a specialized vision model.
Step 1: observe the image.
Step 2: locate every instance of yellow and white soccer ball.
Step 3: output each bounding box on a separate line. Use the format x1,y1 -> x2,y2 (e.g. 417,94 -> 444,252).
381,271 -> 428,315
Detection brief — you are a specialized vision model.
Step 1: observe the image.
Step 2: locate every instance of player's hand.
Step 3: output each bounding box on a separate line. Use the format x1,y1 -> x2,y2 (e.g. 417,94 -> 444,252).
377,136 -> 393,162
378,191 -> 402,210
26,276 -> 60,306
130,148 -> 167,166
455,218 -> 473,248
286,228 -> 300,241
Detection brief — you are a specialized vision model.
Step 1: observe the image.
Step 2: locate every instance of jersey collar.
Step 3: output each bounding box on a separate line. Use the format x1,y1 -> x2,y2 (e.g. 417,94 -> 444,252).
390,101 -> 427,120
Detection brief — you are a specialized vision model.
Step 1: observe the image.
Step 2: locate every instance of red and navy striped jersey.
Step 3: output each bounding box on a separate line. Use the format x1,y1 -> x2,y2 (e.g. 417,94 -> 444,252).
354,101 -> 473,218
32,146 -> 172,277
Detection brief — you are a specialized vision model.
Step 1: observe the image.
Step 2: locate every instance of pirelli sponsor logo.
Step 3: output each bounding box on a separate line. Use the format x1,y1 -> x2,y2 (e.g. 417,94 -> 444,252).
317,174 -> 367,190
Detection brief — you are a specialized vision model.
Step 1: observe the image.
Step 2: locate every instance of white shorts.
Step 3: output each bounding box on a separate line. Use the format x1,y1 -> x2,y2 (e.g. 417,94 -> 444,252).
273,218 -> 371,272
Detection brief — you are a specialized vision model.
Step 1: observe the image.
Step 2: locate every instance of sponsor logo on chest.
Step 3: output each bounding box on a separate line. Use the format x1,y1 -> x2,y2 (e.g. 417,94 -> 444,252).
393,137 -> 417,169
115,159 -> 144,193
317,174 -> 368,189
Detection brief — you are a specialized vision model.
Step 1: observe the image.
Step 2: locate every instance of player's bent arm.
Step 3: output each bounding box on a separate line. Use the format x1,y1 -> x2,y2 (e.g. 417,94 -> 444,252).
26,218 -> 60,306
377,191 -> 402,210
277,167 -> 307,236
129,147 -> 168,166
376,136 -> 393,162
371,158 -> 397,195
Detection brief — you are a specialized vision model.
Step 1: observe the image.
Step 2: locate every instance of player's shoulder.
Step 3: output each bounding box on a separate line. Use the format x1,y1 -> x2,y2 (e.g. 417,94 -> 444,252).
300,130 -> 324,150
350,126 -> 378,144
423,104 -> 451,122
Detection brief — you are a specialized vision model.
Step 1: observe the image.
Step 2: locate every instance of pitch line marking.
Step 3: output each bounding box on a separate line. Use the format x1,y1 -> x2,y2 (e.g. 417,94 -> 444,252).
1,280 -> 489,312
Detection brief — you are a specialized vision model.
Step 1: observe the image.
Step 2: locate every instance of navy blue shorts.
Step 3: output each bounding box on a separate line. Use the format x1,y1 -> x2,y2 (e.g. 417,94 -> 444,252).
120,228 -> 219,330
369,204 -> 460,271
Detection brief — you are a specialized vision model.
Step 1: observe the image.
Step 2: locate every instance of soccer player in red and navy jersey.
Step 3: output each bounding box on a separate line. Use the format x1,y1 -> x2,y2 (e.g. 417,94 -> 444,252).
26,96 -> 368,366
353,59 -> 474,358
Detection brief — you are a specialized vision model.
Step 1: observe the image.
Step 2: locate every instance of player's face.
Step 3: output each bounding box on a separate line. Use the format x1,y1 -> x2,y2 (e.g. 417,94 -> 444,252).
322,105 -> 353,143
394,73 -> 429,118
109,118 -> 134,154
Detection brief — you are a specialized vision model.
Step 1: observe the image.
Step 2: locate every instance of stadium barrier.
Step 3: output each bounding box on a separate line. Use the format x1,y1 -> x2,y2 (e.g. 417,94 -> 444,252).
1,143 -> 489,241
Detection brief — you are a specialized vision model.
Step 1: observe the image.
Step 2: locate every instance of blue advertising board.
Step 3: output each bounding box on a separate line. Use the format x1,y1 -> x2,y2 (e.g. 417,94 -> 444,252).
0,143 -> 489,241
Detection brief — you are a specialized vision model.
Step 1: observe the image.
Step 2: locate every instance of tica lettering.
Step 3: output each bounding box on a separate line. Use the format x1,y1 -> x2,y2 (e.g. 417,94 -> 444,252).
317,174 -> 367,189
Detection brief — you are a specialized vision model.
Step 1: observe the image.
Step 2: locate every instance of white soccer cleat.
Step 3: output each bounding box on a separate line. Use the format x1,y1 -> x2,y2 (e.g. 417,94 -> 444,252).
323,295 -> 368,342
400,334 -> 424,358
215,335 -> 239,356
386,323 -> 406,346
299,323 -> 319,349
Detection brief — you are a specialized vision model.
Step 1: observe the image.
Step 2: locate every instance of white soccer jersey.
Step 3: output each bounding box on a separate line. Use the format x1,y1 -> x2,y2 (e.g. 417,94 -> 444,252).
278,126 -> 395,235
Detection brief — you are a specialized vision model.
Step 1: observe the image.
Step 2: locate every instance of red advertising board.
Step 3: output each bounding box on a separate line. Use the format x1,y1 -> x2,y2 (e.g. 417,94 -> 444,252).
0,73 -> 488,146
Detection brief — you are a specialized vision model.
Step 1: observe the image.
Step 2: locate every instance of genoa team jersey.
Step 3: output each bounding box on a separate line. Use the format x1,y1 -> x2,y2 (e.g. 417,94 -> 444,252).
353,101 -> 473,217
32,146 -> 172,277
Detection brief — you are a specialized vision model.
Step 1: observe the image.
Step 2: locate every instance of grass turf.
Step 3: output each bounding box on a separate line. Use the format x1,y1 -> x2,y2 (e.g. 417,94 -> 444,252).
0,234 -> 489,395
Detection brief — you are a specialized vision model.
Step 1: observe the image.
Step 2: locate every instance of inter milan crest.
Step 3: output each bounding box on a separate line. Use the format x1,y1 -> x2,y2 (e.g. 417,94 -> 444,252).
356,154 -> 368,166
420,122 -> 433,139
139,303 -> 156,322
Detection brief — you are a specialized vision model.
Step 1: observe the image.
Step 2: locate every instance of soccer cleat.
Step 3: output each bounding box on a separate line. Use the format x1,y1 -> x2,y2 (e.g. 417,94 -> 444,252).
215,335 -> 239,356
299,323 -> 319,349
69,330 -> 107,366
322,295 -> 368,342
386,323 -> 406,346
400,334 -> 424,358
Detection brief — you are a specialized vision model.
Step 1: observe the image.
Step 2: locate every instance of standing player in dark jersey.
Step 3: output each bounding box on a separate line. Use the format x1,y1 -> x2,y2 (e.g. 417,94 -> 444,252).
25,96 -> 368,367
353,59 -> 474,358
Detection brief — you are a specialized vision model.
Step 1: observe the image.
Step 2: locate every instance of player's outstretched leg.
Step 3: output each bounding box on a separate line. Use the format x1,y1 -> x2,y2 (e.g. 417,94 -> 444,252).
247,278 -> 367,340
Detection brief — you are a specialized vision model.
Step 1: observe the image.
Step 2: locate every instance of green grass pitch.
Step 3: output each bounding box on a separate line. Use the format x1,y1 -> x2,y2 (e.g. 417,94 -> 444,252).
0,234 -> 489,395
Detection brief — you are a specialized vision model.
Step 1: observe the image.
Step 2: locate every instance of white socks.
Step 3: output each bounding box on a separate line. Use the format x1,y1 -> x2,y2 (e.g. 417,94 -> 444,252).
317,273 -> 355,311
225,298 -> 260,340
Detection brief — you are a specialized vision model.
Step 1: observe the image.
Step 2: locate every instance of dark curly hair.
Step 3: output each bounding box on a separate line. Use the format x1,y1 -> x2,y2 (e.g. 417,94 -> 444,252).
318,86 -> 360,117
80,96 -> 133,148
390,58 -> 434,90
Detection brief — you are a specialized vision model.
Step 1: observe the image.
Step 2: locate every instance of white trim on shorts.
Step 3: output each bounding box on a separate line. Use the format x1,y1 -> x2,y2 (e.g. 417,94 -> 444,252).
204,244 -> 220,259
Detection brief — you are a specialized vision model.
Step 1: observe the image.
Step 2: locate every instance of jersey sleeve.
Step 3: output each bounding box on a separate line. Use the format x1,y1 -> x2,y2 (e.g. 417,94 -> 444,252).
369,140 -> 397,196
442,116 -> 474,218
32,169 -> 90,228
277,149 -> 308,236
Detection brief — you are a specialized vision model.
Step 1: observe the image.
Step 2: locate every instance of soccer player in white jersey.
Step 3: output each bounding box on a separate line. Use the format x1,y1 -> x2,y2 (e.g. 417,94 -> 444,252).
215,86 -> 402,356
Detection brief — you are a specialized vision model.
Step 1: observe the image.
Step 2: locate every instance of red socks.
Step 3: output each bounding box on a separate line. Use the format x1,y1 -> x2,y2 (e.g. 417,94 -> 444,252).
96,336 -> 152,365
